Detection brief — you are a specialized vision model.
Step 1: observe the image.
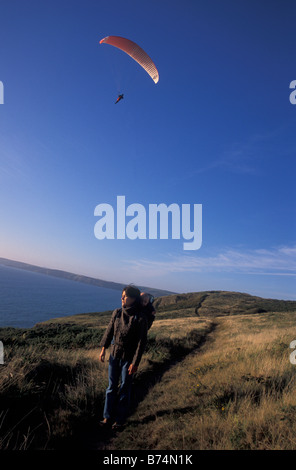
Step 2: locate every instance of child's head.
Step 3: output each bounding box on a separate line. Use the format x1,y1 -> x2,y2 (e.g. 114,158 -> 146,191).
140,292 -> 151,307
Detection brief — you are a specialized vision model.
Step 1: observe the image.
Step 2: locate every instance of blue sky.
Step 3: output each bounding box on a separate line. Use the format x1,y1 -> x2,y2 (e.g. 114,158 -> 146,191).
0,0 -> 295,299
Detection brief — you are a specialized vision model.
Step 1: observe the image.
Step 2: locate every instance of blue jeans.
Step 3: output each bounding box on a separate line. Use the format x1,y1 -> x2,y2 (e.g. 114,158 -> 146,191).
103,354 -> 133,424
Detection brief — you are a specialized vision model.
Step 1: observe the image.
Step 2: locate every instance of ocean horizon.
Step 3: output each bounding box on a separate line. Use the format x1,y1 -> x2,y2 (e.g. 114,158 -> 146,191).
0,264 -> 122,328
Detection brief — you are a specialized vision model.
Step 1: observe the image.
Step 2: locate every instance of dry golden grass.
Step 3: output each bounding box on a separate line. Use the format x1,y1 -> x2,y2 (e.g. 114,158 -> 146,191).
112,312 -> 296,450
148,317 -> 211,339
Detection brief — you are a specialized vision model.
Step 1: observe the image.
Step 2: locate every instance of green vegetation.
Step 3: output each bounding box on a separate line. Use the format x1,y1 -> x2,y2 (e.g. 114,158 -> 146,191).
0,324 -> 104,351
0,291 -> 296,450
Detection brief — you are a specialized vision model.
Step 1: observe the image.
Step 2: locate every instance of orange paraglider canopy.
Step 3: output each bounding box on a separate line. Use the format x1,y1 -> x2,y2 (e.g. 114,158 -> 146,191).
100,36 -> 159,84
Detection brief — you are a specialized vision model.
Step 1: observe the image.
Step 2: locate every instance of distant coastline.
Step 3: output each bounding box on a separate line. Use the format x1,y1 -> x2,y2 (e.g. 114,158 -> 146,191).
0,257 -> 175,298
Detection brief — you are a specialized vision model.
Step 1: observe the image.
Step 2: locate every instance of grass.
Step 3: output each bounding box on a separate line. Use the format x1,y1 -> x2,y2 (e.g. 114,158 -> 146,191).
0,312 -> 212,449
0,320 -> 109,449
112,311 -> 296,450
1,295 -> 296,450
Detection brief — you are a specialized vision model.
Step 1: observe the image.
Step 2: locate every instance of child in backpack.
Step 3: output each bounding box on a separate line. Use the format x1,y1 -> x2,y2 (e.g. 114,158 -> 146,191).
140,292 -> 156,330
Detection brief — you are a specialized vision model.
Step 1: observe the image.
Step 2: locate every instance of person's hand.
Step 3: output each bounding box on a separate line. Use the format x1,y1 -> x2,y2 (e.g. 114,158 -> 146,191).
128,364 -> 138,375
99,348 -> 106,363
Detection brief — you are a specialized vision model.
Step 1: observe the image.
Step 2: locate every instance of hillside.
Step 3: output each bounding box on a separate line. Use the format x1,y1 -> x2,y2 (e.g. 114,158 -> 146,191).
1,290 -> 296,450
0,257 -> 174,297
153,290 -> 296,317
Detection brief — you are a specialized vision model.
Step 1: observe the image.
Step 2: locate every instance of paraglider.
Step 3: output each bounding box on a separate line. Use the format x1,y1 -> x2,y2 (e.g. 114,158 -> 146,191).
100,35 -> 159,84
115,93 -> 124,104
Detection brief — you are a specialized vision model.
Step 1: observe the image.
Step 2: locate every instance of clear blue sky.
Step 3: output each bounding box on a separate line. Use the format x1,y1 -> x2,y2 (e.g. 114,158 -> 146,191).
0,0 -> 295,299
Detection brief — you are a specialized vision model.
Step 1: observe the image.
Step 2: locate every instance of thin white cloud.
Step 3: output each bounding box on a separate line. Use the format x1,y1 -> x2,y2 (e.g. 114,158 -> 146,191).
125,245 -> 296,277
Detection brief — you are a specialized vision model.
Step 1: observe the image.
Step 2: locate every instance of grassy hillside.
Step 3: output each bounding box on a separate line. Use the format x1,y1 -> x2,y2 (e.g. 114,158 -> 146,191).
0,291 -> 296,450
154,290 -> 296,316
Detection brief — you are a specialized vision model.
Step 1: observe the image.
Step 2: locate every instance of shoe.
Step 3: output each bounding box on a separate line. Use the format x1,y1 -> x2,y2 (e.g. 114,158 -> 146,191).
100,418 -> 112,427
112,422 -> 125,431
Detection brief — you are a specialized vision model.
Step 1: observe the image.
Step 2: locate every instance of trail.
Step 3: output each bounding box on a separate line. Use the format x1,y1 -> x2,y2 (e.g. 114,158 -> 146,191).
80,319 -> 219,450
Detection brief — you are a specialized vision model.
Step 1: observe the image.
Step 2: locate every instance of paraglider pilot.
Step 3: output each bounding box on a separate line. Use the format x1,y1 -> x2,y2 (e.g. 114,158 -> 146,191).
115,93 -> 124,104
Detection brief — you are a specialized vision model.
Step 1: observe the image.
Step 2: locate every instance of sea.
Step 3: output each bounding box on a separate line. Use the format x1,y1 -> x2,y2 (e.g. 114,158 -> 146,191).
0,264 -> 122,328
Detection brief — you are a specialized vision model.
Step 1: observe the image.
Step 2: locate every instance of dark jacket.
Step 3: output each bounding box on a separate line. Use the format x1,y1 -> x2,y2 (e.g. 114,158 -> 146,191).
100,303 -> 148,367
